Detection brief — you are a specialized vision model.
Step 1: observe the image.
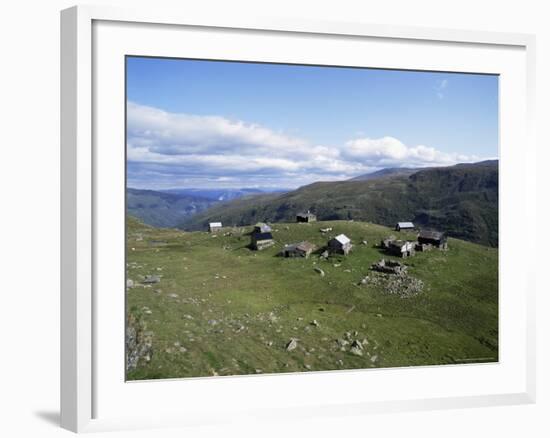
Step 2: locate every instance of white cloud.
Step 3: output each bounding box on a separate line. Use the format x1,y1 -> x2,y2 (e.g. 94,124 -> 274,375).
343,136 -> 481,168
435,78 -> 449,99
126,102 -> 485,189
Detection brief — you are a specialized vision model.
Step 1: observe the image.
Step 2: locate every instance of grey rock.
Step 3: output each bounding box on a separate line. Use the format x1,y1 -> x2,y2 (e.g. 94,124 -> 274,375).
142,274 -> 161,284
286,338 -> 298,351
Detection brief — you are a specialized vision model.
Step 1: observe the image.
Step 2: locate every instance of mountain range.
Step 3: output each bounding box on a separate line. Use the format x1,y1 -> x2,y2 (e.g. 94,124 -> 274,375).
178,160 -> 499,246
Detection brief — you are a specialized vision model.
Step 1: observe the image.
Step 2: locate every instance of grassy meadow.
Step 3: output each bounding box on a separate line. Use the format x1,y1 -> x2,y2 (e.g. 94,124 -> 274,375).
126,216 -> 498,380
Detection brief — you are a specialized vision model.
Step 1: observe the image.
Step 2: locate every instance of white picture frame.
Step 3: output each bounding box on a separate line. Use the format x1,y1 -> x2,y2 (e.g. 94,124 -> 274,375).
60,4 -> 537,433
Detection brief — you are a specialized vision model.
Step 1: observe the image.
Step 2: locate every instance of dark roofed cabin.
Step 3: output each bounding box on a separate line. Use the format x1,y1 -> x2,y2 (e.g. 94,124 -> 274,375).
418,230 -> 447,249
281,241 -> 316,258
296,211 -> 317,223
250,231 -> 274,250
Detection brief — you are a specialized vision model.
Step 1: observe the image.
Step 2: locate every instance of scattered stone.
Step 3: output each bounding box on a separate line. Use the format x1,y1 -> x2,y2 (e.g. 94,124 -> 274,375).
361,267 -> 424,298
208,319 -> 218,326
333,263 -> 341,268
305,364 -> 312,370
361,240 -> 368,245
310,320 -> 319,327
320,250 -> 329,259
314,267 -> 325,277
370,355 -> 378,363
142,274 -> 161,284
126,312 -> 153,371
336,339 -> 349,348
126,279 -> 134,288
183,314 -> 194,320
371,259 -> 408,275
168,293 -> 179,298
350,340 -> 363,356
286,338 -> 298,351
267,341 -> 273,347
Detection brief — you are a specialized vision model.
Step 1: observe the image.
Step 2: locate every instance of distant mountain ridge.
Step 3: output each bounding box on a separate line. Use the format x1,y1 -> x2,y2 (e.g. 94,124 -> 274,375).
127,188 -> 217,228
350,167 -> 420,181
127,187 -> 287,228
179,160 -> 499,247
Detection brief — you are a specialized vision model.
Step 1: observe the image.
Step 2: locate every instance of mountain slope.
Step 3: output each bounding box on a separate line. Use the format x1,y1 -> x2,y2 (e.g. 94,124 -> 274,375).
127,188 -> 216,228
160,187 -> 286,202
179,161 -> 499,246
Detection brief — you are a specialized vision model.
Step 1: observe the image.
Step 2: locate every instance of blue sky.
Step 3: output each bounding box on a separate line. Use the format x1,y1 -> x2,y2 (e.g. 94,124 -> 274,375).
126,56 -> 498,189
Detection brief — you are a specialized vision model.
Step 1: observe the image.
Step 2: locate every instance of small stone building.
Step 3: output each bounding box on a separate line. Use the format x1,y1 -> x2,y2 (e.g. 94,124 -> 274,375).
387,240 -> 415,258
208,221 -> 222,233
395,221 -> 415,231
417,230 -> 448,249
281,241 -> 316,258
328,234 -> 352,255
253,222 -> 272,233
250,231 -> 275,250
296,211 -> 317,223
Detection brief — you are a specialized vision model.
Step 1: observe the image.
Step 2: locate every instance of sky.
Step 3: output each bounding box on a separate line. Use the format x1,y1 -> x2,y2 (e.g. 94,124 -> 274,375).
126,56 -> 498,190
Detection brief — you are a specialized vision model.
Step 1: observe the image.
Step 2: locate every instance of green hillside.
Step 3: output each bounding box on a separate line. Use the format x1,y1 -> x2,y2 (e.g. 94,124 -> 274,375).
126,216 -> 498,380
180,161 -> 498,247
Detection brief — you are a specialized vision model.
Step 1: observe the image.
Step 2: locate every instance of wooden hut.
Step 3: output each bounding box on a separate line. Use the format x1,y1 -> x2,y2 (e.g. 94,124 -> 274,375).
387,240 -> 415,258
281,241 -> 316,258
208,221 -> 222,233
296,211 -> 317,223
328,234 -> 352,255
395,221 -> 415,231
418,230 -> 447,249
250,231 -> 275,250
